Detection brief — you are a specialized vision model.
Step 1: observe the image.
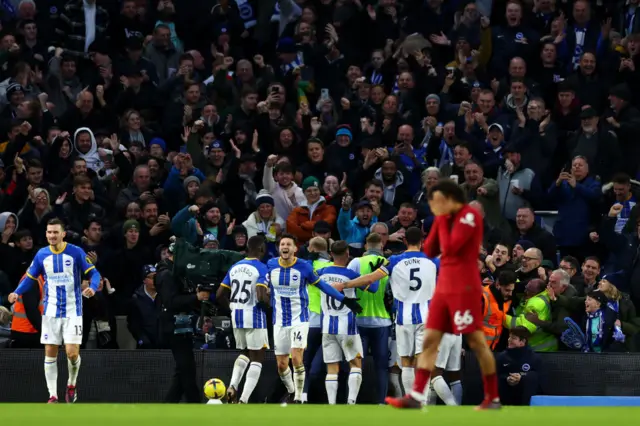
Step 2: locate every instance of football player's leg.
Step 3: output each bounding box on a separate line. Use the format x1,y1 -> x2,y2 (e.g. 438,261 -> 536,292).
345,335 -> 363,405
240,329 -> 269,403
274,326 -> 295,396
291,324 -> 309,402
431,334 -> 457,405
42,317 -> 61,402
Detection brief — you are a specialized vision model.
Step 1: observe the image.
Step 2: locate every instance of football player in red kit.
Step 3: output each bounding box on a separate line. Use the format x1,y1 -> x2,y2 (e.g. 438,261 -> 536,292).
386,180 -> 501,410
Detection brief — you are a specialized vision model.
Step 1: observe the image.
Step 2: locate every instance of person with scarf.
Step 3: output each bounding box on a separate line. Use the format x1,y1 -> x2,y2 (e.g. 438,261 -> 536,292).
557,290 -> 622,353
242,190 -> 284,258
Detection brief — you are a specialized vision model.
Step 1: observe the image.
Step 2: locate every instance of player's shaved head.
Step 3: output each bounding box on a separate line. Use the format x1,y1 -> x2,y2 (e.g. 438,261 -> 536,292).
247,235 -> 266,257
309,236 -> 328,253
405,227 -> 422,246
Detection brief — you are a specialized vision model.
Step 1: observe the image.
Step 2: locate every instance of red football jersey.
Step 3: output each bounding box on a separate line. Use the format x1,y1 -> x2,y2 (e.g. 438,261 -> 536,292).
423,204 -> 483,294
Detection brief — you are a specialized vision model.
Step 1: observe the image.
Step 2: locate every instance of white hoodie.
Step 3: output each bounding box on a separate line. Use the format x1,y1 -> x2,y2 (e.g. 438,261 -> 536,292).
73,127 -> 126,176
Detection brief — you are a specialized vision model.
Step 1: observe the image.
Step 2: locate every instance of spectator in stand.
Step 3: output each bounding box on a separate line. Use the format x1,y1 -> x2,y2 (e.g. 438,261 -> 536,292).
497,145 -> 541,222
127,264 -> 162,349
496,327 -> 542,406
549,156 -> 602,260
286,176 -> 336,246
512,207 -> 557,263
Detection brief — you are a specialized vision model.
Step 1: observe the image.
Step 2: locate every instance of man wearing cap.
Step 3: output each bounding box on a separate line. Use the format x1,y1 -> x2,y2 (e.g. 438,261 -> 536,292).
566,105 -> 621,182
128,265 -> 163,349
286,176 -> 337,245
202,234 -> 219,249
481,123 -> 507,179
338,194 -> 376,255
606,83 -> 640,178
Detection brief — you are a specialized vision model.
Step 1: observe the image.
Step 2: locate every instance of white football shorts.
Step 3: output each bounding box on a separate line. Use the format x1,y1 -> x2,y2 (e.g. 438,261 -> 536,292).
322,333 -> 363,363
273,323 -> 309,355
233,328 -> 270,351
395,323 -> 425,358
435,333 -> 462,371
41,316 -> 83,345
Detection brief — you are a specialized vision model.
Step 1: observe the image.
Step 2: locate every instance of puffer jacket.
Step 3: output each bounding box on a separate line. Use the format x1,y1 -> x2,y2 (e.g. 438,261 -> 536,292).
286,197 -> 337,244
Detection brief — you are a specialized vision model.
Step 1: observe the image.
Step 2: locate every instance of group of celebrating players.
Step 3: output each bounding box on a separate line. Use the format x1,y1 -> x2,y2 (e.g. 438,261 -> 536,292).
216,179 -> 501,409
7,179 -> 501,409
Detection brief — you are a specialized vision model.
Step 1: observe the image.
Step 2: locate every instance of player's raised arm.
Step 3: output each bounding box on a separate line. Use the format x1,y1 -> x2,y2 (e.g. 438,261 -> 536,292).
423,217 -> 441,258
343,268 -> 386,291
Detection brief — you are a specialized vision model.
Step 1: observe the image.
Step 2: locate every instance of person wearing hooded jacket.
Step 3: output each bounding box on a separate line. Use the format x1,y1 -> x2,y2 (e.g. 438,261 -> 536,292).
72,127 -> 125,178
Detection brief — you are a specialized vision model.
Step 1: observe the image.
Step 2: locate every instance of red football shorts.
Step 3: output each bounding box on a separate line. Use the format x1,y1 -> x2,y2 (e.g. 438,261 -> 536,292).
426,289 -> 483,335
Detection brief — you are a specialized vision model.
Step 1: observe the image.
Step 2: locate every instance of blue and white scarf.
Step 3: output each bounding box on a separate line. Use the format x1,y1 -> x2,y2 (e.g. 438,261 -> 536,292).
370,70 -> 384,85
281,51 -> 304,75
585,309 -> 605,352
572,27 -> 587,70
438,139 -> 454,168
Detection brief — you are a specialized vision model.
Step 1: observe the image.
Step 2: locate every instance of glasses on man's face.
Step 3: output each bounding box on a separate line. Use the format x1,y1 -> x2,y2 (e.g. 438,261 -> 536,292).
522,256 -> 538,261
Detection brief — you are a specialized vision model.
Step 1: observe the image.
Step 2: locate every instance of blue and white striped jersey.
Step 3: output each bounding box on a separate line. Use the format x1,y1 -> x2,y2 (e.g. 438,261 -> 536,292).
381,251 -> 439,326
317,266 -> 361,336
221,258 -> 268,329
267,257 -> 319,327
25,243 -> 97,318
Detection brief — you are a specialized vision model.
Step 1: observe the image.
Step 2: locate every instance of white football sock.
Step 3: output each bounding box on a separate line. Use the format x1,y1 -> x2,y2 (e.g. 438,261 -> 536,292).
432,376 -> 457,405
347,367 -> 362,404
44,356 -> 58,398
293,365 -> 305,401
401,367 -> 415,396
230,355 -> 250,389
389,372 -> 403,397
279,368 -> 295,394
450,380 -> 463,405
325,373 -> 339,405
239,362 -> 262,403
67,356 -> 81,386
425,383 -> 438,405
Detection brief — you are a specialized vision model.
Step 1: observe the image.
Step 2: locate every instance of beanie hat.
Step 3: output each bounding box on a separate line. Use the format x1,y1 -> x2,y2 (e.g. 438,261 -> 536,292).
302,176 -> 320,191
587,290 -> 608,308
123,219 -> 140,234
426,93 -> 441,104
149,138 -> 167,152
602,271 -> 625,290
203,234 -> 218,244
516,240 -> 535,251
336,127 -> 353,140
200,201 -> 219,216
609,83 -> 632,102
255,190 -> 275,206
6,83 -> 24,98
183,175 -> 201,190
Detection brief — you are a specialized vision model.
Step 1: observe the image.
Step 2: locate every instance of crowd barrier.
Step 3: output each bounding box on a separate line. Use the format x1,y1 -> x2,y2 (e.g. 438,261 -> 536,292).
2,349 -> 640,404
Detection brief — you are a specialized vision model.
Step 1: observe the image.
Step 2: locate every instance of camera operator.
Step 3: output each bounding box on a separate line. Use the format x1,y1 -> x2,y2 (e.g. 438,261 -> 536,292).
155,245 -> 211,403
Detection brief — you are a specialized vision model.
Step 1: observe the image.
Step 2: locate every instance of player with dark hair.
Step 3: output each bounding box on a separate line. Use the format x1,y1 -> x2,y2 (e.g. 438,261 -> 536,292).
217,236 -> 270,403
386,179 -> 501,410
267,233 -> 362,403
9,218 -> 102,404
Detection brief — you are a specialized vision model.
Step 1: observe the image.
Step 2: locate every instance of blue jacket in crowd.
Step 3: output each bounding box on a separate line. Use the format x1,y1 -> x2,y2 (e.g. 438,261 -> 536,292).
337,208 -> 377,249
548,176 -> 601,247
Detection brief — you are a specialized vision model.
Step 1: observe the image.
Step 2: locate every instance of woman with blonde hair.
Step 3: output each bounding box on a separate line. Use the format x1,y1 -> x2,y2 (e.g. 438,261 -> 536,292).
18,188 -> 57,247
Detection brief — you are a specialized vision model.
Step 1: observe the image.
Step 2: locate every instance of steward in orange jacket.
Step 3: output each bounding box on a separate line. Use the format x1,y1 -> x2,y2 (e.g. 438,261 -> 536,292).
481,271 -> 516,351
11,274 -> 44,348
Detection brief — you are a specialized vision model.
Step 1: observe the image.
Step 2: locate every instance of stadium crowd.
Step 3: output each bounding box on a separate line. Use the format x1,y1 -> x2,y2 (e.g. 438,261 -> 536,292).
1,0 -> 640,404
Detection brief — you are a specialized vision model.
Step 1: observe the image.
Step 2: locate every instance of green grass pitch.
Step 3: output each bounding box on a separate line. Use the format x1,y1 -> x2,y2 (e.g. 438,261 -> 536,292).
3,404 -> 640,425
